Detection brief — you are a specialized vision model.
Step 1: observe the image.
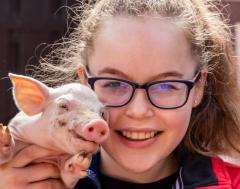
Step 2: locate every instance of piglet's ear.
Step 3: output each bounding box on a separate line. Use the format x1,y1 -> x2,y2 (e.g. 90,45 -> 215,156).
8,73 -> 50,116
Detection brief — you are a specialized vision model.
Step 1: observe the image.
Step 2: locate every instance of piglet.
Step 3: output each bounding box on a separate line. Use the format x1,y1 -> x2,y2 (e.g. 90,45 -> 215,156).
0,72 -> 109,188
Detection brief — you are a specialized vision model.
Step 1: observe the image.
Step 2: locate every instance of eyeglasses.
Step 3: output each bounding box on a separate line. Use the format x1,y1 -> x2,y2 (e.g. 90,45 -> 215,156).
86,72 -> 201,109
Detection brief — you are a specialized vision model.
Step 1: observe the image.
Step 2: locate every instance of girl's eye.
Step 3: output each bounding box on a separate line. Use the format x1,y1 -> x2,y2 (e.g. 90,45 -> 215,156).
104,81 -> 120,87
102,81 -> 126,88
162,83 -> 177,90
154,83 -> 178,90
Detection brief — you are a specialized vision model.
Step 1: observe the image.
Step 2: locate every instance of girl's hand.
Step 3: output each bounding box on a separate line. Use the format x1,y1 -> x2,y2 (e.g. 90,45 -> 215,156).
0,145 -> 67,189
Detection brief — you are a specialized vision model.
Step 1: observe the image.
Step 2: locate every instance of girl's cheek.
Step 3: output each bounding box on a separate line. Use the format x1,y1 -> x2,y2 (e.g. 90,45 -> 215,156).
105,108 -> 122,128
156,103 -> 193,130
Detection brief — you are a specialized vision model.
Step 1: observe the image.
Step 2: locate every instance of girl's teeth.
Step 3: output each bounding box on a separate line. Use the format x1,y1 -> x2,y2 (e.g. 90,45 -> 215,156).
122,131 -> 158,140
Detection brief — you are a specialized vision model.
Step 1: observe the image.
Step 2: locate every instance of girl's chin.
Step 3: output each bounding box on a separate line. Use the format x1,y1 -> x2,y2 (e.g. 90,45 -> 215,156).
109,153 -> 172,183
119,157 -> 159,173
100,142 -> 178,183
100,129 -> 177,176
112,147 -> 166,174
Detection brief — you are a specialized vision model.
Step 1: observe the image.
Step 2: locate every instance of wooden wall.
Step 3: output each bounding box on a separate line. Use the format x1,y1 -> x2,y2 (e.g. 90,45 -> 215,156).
0,0 -> 74,124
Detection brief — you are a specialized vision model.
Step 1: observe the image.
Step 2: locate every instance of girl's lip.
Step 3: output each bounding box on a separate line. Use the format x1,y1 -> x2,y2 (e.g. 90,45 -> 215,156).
115,130 -> 163,148
116,128 -> 162,132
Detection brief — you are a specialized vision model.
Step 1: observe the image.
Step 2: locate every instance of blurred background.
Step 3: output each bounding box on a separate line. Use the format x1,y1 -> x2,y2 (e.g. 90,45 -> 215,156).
0,0 -> 240,125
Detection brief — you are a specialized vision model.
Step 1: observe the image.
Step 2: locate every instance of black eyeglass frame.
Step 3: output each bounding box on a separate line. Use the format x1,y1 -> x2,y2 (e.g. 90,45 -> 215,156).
87,72 -> 201,109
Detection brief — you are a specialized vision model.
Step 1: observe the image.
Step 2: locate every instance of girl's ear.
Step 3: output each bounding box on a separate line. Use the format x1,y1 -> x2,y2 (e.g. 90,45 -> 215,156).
77,66 -> 88,85
8,73 -> 50,116
193,68 -> 208,108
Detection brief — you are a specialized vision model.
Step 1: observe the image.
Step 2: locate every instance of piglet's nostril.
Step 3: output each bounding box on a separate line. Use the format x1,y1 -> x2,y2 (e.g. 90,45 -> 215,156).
101,131 -> 106,136
88,127 -> 94,132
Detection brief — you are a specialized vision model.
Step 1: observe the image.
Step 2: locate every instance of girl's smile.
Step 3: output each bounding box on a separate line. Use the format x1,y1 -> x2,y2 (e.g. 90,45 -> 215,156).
114,128 -> 163,148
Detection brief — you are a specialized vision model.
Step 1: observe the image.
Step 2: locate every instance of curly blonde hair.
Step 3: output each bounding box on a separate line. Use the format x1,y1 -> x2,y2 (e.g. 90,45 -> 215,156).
33,0 -> 240,155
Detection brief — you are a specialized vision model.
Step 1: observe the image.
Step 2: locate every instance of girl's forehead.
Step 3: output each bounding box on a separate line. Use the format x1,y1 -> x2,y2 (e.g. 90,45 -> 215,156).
97,15 -> 184,43
88,16 -> 197,81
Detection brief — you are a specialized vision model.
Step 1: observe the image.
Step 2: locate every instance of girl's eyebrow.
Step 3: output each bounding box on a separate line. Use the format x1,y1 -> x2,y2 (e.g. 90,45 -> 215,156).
97,67 -> 184,81
149,71 -> 184,81
97,67 -> 131,79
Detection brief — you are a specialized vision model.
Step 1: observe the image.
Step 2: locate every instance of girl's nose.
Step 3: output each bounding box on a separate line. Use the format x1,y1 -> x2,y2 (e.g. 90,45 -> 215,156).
125,90 -> 154,118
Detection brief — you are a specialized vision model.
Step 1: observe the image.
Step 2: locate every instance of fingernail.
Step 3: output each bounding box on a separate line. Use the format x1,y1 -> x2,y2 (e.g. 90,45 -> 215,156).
2,127 -> 11,146
5,127 -> 10,134
79,151 -> 88,158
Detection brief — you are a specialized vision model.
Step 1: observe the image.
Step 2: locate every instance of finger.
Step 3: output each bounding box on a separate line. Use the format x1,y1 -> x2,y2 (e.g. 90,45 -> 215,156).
77,154 -> 92,170
0,163 -> 62,189
10,145 -> 62,168
66,152 -> 91,173
27,179 -> 67,189
23,163 -> 61,183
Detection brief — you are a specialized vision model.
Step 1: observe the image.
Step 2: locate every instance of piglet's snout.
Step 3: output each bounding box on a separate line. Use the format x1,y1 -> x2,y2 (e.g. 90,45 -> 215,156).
82,119 -> 109,144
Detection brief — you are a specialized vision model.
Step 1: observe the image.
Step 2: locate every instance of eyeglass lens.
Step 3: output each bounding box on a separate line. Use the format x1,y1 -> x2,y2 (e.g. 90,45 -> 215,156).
94,79 -> 133,106
148,82 -> 188,108
93,79 -> 189,108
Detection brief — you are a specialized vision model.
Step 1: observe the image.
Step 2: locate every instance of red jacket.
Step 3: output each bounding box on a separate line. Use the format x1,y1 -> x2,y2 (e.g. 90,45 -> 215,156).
173,153 -> 240,189
197,157 -> 240,189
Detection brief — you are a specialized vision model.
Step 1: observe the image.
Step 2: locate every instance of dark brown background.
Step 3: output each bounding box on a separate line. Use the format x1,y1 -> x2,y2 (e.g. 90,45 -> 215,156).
0,0 -> 240,124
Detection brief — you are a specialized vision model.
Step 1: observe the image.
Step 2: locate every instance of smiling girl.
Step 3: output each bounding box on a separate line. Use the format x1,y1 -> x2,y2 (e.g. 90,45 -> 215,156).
1,0 -> 240,189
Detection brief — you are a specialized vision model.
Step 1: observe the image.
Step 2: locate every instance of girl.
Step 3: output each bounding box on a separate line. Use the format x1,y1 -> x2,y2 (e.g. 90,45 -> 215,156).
1,0 -> 240,188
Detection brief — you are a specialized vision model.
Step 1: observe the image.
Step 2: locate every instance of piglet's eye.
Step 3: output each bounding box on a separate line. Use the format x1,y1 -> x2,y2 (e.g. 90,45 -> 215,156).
57,100 -> 70,115
100,108 -> 109,123
59,104 -> 69,111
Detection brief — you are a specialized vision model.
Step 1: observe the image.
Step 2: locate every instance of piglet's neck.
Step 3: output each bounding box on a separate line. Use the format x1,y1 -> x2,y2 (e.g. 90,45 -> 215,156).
9,112 -> 53,149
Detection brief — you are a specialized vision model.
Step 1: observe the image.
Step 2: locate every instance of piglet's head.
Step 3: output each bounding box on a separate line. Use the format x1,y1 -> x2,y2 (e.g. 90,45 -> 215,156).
8,73 -> 109,154
9,73 -> 50,116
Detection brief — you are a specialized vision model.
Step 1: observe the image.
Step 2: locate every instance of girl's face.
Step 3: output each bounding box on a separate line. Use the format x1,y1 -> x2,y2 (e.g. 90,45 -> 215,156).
87,16 -> 204,183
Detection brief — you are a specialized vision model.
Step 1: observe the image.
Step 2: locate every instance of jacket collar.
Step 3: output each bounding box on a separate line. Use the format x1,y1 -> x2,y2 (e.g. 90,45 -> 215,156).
173,151 -> 218,189
76,151 -> 219,189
